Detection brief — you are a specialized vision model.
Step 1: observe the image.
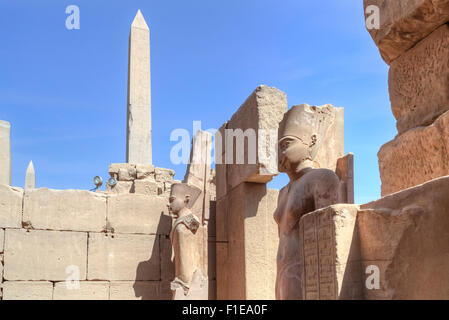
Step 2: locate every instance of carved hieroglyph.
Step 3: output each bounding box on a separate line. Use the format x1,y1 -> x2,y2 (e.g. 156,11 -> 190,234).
0,120 -> 11,186
274,104 -> 341,300
168,183 -> 208,300
126,10 -> 152,165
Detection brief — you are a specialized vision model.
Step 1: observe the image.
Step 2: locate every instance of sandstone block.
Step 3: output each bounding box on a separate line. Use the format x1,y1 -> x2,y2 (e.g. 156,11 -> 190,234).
360,176 -> 449,299
389,25 -> 449,133
0,121 -> 11,186
110,281 -> 171,300
0,228 -> 4,253
299,204 -> 362,300
378,110 -> 449,196
364,0 -> 449,64
0,185 -> 23,228
118,167 -> 137,181
4,229 -> 87,281
136,164 -> 155,179
154,167 -> 175,183
53,281 -> 109,300
109,163 -> 135,179
2,281 -> 53,300
107,194 -> 171,235
23,188 -> 107,232
133,179 -> 162,196
219,86 -> 287,190
88,233 -> 159,281
160,236 -> 175,281
107,181 -> 133,194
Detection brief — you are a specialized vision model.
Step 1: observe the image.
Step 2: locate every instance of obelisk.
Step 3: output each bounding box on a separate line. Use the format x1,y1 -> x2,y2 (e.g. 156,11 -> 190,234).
25,161 -> 35,190
126,10 -> 152,165
0,120 -> 11,186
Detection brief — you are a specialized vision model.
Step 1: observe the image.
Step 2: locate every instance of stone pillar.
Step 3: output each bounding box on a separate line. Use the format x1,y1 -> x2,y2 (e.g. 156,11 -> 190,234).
25,161 -> 35,190
126,10 -> 152,165
0,120 -> 11,186
215,85 -> 287,300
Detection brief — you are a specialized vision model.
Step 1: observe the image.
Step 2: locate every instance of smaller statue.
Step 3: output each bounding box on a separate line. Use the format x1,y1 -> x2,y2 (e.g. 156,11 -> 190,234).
168,182 -> 208,300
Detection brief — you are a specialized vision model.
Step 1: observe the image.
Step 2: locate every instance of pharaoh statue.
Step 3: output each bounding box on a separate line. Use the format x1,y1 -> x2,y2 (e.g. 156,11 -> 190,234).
274,104 -> 341,300
168,182 -> 208,300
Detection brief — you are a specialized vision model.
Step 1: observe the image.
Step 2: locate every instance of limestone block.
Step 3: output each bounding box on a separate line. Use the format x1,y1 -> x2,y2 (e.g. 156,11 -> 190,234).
160,236 -> 175,281
127,10 -> 152,165
118,167 -> 137,181
88,233 -> 159,281
2,281 -> 53,300
136,164 -> 155,179
107,181 -> 133,194
4,229 -> 87,281
133,179 -> 162,196
378,110 -> 449,196
23,188 -> 107,232
299,204 -> 362,300
218,85 -> 288,191
360,176 -> 449,299
110,281 -> 171,300
53,281 -> 109,300
107,194 -> 171,235
364,0 -> 449,64
389,25 -> 449,133
0,228 -> 4,253
0,185 -> 23,228
0,121 -> 11,186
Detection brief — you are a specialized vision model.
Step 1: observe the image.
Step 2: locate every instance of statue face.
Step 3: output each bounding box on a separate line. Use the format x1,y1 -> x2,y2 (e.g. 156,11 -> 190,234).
168,195 -> 186,216
278,136 -> 309,172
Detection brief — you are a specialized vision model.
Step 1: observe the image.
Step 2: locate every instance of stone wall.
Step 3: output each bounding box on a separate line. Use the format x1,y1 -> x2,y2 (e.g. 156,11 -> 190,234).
0,184 -> 176,300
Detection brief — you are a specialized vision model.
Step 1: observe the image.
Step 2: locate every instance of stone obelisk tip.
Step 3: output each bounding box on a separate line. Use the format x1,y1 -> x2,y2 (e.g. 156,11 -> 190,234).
25,160 -> 36,190
131,9 -> 149,30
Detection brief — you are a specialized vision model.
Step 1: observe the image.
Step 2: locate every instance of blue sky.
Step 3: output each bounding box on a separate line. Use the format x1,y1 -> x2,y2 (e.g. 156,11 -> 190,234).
0,1 -> 393,203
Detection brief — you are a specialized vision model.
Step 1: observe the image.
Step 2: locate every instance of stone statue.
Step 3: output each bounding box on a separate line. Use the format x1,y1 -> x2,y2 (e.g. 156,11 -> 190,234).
274,104 -> 341,300
168,182 -> 208,300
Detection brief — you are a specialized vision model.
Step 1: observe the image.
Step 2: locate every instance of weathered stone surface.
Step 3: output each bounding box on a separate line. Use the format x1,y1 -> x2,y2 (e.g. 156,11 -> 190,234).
313,106 -> 345,172
4,229 -> 87,281
118,167 -> 137,181
110,281 -> 171,300
0,121 -> 11,186
88,233 -> 159,281
53,281 -> 109,300
154,167 -> 175,183
2,281 -> 53,300
133,179 -> 162,196
0,185 -> 23,228
136,164 -> 155,179
107,194 -> 171,235
299,204 -> 362,300
0,228 -> 4,253
108,163 -> 135,179
389,24 -> 449,133
378,110 -> 449,196
336,153 -> 355,204
217,85 -> 288,191
217,184 -> 278,300
23,188 -> 107,232
160,236 -> 175,281
364,0 -> 449,64
360,175 -> 449,299
184,130 -> 213,190
107,181 -> 133,194
127,10 -> 152,165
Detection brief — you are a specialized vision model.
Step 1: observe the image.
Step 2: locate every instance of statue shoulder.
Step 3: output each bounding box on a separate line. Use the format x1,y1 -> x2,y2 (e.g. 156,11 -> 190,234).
308,168 -> 340,183
176,213 -> 201,233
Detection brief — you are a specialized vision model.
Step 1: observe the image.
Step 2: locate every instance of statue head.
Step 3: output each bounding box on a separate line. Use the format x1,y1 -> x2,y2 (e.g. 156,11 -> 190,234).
168,183 -> 202,217
278,104 -> 333,173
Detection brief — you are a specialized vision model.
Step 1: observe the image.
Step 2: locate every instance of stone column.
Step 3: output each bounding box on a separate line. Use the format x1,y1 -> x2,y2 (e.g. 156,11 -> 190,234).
126,10 -> 152,165
0,120 -> 11,186
25,161 -> 35,190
